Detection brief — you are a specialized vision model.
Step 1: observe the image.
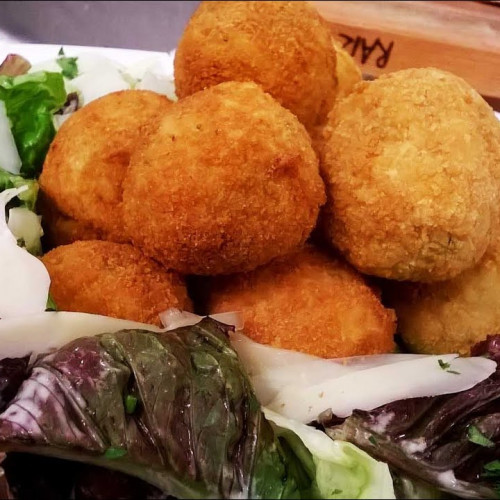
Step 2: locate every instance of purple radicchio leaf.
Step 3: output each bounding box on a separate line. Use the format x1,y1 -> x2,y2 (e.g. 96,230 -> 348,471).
0,319 -> 303,499
323,335 -> 500,499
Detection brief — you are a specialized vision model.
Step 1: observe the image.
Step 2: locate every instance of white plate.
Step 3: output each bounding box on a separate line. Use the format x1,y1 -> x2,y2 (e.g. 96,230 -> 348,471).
0,42 -> 173,68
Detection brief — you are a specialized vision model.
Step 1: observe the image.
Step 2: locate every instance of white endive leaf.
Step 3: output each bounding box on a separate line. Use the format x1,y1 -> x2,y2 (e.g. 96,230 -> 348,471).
71,68 -> 129,106
267,354 -> 496,422
7,206 -> 43,254
0,311 -> 162,358
232,331 -> 496,423
0,187 -> 50,318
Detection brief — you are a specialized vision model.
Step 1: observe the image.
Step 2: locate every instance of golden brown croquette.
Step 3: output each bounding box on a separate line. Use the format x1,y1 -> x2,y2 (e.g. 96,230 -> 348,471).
42,240 -> 192,326
122,81 -> 326,275
174,1 -> 337,132
321,68 -> 500,282
39,90 -> 171,242
207,246 -> 396,358
387,239 -> 500,356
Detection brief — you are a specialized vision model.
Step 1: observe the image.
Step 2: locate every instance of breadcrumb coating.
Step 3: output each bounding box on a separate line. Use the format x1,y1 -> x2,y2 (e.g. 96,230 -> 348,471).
207,246 -> 396,358
386,230 -> 500,356
42,240 -> 192,326
332,39 -> 362,99
39,90 -> 171,242
37,191 -> 105,249
322,68 -> 500,282
122,81 -> 325,275
174,1 -> 337,132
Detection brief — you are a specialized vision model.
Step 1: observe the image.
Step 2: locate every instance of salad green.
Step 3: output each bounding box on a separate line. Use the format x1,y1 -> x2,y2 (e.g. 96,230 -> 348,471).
0,187 -> 50,317
0,71 -> 66,177
56,47 -> 79,80
322,335 -> 500,499
0,169 -> 38,211
0,319 -> 394,499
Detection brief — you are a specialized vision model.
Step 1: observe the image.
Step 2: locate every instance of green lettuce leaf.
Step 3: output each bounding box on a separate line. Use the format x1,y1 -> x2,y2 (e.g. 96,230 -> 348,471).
0,71 -> 66,177
265,409 -> 395,499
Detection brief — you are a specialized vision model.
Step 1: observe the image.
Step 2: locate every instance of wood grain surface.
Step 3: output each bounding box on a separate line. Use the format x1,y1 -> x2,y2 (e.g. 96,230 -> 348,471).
311,1 -> 500,108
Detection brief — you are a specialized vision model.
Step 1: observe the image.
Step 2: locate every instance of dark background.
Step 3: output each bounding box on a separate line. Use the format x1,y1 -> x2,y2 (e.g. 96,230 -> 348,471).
0,1 -> 200,51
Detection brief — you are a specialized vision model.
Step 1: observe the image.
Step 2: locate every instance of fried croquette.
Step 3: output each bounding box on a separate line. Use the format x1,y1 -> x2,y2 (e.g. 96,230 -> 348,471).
309,42 -> 361,163
122,81 -> 326,275
42,240 -> 192,326
37,191 -> 104,249
332,39 -> 362,99
321,68 -> 500,283
174,1 -> 337,132
388,239 -> 500,356
207,246 -> 396,358
39,90 -> 171,242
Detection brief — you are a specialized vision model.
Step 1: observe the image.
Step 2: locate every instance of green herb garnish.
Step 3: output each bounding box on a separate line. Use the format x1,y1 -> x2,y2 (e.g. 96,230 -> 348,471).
467,425 -> 495,448
56,47 -> 78,79
46,294 -> 57,311
485,460 -> 500,472
125,394 -> 138,415
438,359 -> 450,370
104,447 -> 127,459
57,56 -> 78,80
368,435 -> 377,446
483,460 -> 500,478
438,358 -> 460,375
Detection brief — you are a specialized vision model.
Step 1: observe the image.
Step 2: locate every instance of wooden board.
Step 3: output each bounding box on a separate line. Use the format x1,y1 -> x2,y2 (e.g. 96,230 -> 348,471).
311,1 -> 500,108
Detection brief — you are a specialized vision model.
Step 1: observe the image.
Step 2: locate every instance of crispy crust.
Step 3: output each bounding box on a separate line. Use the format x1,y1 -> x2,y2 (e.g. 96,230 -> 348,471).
332,39 -> 362,100
207,246 -> 396,358
321,68 -> 500,282
39,90 -> 171,241
122,81 -> 326,275
42,240 -> 192,326
37,191 -> 107,249
174,1 -> 337,132
388,240 -> 500,356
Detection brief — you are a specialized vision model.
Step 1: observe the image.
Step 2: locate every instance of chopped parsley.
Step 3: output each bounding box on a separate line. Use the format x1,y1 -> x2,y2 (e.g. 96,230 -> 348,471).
481,460 -> 500,497
46,293 -> 57,311
467,425 -> 495,448
125,394 -> 138,415
368,435 -> 377,446
438,359 -> 450,370
483,460 -> 500,477
331,489 -> 343,495
57,47 -> 78,80
438,358 -> 460,375
104,447 -> 127,459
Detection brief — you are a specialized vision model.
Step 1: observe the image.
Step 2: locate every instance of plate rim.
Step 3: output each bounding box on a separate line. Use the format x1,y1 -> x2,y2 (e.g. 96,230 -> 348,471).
0,42 -> 173,66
